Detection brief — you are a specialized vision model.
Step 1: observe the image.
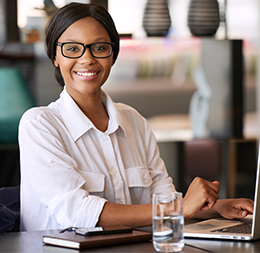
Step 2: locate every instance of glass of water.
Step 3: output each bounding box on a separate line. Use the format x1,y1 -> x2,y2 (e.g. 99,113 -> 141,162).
152,192 -> 184,252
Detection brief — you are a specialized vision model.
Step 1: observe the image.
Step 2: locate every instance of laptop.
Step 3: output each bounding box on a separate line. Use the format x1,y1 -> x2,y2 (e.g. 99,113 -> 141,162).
184,143 -> 260,241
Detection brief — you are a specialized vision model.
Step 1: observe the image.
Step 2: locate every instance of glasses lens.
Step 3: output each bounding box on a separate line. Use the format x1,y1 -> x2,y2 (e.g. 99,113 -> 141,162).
90,43 -> 112,58
62,43 -> 84,58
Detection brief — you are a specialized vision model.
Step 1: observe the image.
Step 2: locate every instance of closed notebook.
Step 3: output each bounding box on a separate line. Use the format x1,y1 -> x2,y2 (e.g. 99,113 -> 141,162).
43,228 -> 152,249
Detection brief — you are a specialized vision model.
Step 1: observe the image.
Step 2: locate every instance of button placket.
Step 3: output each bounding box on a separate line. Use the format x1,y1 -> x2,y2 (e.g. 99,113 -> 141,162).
100,133 -> 125,203
144,172 -> 149,184
102,135 -> 109,142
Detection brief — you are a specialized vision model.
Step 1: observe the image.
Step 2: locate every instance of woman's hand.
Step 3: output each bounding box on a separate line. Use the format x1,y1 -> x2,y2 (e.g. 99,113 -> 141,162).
183,177 -> 220,218
213,198 -> 254,219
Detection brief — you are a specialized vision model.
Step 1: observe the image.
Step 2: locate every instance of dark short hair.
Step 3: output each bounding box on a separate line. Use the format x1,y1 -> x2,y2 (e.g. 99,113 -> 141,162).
45,3 -> 120,87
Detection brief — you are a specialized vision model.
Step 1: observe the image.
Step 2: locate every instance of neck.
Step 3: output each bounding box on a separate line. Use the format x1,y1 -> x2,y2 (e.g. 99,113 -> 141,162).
68,89 -> 109,132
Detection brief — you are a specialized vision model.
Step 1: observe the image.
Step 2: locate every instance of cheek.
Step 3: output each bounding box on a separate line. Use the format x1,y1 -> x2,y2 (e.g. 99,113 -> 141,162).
102,64 -> 112,80
56,56 -> 74,73
104,59 -> 114,74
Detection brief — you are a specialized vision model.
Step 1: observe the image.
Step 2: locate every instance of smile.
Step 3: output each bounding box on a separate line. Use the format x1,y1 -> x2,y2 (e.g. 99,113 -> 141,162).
76,72 -> 97,77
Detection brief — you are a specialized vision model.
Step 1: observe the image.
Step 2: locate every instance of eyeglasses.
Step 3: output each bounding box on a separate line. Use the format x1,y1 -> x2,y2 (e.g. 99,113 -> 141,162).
56,42 -> 115,59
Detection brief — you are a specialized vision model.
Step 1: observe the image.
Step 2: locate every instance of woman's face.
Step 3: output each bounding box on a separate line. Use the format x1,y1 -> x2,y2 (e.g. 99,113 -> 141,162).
54,17 -> 114,98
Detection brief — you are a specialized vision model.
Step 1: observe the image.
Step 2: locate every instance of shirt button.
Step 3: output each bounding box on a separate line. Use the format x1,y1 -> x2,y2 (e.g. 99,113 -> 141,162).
102,134 -> 109,141
112,168 -> 117,174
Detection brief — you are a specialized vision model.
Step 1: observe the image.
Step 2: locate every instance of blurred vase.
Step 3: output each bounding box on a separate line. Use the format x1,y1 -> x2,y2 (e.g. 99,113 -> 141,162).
0,68 -> 35,144
187,0 -> 220,37
142,0 -> 171,37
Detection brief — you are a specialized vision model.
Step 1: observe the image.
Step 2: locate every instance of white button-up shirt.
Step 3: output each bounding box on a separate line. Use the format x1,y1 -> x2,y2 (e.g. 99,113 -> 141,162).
19,88 -> 175,231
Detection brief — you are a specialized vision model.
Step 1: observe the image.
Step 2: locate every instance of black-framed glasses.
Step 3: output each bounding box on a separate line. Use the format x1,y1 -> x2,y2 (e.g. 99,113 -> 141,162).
56,42 -> 115,59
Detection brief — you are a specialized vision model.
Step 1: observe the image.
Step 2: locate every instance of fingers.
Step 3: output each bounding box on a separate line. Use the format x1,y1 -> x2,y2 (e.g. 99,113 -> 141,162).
212,181 -> 220,186
207,179 -> 220,193
233,199 -> 254,218
183,177 -> 220,218
214,199 -> 254,219
227,198 -> 254,219
191,177 -> 219,195
229,206 -> 249,218
202,181 -> 219,210
193,178 -> 220,209
239,210 -> 248,218
234,199 -> 254,214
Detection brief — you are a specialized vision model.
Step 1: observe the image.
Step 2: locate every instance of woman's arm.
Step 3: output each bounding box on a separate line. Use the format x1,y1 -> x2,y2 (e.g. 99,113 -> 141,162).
97,177 -> 254,228
97,202 -> 153,227
97,176 -> 219,227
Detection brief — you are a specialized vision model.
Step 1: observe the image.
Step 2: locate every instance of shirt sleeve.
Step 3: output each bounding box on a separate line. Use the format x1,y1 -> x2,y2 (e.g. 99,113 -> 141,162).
142,118 -> 176,196
19,108 -> 107,229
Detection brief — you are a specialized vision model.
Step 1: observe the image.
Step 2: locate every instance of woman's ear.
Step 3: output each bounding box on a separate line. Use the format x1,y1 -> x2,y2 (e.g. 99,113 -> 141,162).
54,56 -> 59,67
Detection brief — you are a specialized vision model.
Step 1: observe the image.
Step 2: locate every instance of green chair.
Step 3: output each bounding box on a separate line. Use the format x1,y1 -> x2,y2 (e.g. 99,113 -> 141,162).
0,68 -> 36,144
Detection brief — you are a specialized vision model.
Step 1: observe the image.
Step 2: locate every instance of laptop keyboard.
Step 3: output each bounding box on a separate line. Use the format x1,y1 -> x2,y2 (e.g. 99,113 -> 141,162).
211,220 -> 252,234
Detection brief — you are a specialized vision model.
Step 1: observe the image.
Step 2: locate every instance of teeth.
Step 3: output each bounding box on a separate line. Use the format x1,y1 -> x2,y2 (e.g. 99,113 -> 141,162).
77,72 -> 97,77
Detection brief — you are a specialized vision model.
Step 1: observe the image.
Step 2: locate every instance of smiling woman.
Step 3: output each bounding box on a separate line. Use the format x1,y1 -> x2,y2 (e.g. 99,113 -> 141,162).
18,2 -> 176,232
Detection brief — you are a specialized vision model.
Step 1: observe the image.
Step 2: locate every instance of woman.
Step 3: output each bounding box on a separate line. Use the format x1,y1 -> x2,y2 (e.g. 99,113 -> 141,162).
19,3 -> 253,231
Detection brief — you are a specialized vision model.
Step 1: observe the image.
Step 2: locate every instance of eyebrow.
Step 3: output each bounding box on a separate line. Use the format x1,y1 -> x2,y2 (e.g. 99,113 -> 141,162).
94,37 -> 111,42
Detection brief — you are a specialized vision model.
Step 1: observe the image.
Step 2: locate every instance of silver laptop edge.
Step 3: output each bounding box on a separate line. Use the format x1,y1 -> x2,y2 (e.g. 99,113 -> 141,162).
252,142 -> 260,239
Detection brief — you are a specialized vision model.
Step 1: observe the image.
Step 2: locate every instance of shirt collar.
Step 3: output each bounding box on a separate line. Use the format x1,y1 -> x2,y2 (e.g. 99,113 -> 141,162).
60,88 -> 127,142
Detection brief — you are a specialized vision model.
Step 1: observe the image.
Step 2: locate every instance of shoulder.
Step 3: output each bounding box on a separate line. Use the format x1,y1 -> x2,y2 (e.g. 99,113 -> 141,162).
115,102 -> 139,114
20,106 -> 58,121
19,102 -> 61,130
115,102 -> 146,121
113,102 -> 153,134
104,90 -> 148,126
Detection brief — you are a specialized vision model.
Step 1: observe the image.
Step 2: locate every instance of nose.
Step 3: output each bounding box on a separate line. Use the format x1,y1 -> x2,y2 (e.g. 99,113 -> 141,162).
78,47 -> 96,64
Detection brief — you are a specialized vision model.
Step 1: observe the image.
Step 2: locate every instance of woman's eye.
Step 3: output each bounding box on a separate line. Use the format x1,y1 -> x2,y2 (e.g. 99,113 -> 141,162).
64,45 -> 80,52
94,45 -> 106,51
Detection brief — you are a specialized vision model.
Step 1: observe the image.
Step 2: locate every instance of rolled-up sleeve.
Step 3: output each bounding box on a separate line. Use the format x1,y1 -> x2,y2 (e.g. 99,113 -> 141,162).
144,121 -> 176,197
